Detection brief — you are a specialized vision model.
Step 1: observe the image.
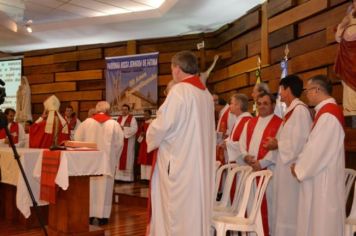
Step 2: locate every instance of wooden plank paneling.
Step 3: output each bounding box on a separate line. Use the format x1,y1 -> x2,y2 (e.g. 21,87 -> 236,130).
268,24 -> 296,48
104,46 -> 127,57
24,46 -> 77,57
158,75 -> 172,86
53,49 -> 102,63
248,40 -> 261,57
23,55 -> 54,66
127,41 -> 137,55
289,44 -> 338,73
231,29 -> 261,54
261,2 -> 269,65
77,80 -> 105,91
80,101 -> 98,111
79,59 -> 105,70
26,74 -> 54,84
210,68 -> 229,83
32,90 -> 103,103
268,0 -> 328,33
56,70 -> 102,82
31,82 -> 76,94
267,0 -> 296,18
326,25 -> 338,44
216,10 -> 261,47
298,2 -> 349,37
270,30 -> 327,64
23,62 -> 77,75
228,55 -> 259,77
213,74 -> 249,93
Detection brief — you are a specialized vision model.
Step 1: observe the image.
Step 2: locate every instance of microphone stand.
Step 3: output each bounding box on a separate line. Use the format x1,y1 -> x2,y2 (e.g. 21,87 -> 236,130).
50,115 -> 66,151
0,111 -> 48,236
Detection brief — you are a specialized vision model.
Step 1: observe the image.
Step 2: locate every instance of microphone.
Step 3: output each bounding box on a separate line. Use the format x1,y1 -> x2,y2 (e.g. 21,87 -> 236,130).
49,116 -> 69,150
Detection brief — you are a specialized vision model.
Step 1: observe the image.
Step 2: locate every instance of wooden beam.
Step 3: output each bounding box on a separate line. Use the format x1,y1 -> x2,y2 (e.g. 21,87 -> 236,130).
228,55 -> 260,78
261,2 -> 270,65
213,74 -> 249,93
268,0 -> 327,33
268,24 -> 296,48
31,82 -> 76,94
104,46 -> 127,57
55,70 -> 103,82
267,0 -> 296,18
127,41 -> 137,55
298,2 -> 348,37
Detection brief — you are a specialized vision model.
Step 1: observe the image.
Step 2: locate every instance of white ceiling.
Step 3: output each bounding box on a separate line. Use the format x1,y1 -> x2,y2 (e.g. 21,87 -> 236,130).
0,0 -> 263,53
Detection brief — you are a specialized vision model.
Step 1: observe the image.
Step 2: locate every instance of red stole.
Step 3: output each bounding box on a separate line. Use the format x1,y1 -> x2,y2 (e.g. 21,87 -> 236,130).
40,150 -> 61,204
181,75 -> 206,90
283,103 -> 310,125
246,115 -> 282,236
246,115 -> 282,160
138,122 -> 153,165
0,122 -> 19,144
217,108 -> 230,134
231,116 -> 251,141
67,116 -> 77,131
92,113 -> 111,123
118,115 -> 134,170
312,103 -> 345,130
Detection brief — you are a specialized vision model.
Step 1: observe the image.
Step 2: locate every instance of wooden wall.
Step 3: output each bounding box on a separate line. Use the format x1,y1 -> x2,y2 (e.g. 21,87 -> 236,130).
12,0 -> 350,122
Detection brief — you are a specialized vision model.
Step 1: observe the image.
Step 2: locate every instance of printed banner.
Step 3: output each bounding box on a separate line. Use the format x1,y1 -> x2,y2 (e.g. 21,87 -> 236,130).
106,52 -> 158,116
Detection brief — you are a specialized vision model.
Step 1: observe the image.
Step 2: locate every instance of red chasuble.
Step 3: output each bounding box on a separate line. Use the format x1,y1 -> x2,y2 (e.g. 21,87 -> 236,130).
245,115 -> 282,236
117,115 -> 134,170
29,118 -> 70,148
312,103 -> 344,130
231,116 -> 251,141
0,122 -> 19,144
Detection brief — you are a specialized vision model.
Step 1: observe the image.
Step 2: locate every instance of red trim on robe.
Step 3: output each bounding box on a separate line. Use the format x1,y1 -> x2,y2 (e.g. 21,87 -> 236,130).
118,115 -> 134,170
312,103 -> 345,130
0,122 -> 19,144
92,113 -> 111,123
29,118 -> 70,148
231,116 -> 251,141
216,108 -> 230,164
137,122 -> 154,165
181,75 -> 206,90
40,150 -> 61,204
245,115 -> 282,235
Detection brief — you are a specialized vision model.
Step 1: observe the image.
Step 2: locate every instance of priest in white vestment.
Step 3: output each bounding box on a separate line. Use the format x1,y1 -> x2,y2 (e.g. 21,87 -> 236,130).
223,93 -> 252,164
239,93 -> 282,236
146,51 -> 215,236
264,75 -> 312,236
75,101 -> 124,225
115,104 -> 138,181
291,75 -> 345,236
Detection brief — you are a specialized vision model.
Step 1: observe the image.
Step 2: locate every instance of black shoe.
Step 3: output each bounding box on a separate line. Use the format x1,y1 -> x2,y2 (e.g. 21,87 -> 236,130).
99,218 -> 109,225
89,217 -> 95,225
216,192 -> 223,201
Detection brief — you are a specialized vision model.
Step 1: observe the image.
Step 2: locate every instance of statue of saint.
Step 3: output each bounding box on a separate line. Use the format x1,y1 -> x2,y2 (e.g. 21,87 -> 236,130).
335,0 -> 356,115
16,76 -> 32,124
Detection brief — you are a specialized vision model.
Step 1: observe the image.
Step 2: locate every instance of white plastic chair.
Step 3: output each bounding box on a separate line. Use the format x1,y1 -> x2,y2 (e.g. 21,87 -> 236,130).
214,163 -> 238,204
216,161 -> 221,173
345,168 -> 356,203
214,165 -> 252,214
345,181 -> 356,236
212,170 -> 273,236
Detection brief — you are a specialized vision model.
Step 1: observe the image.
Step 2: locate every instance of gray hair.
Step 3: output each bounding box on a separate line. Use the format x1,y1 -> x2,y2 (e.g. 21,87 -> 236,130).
171,51 -> 199,75
231,93 -> 249,112
95,101 -> 110,113
308,74 -> 332,95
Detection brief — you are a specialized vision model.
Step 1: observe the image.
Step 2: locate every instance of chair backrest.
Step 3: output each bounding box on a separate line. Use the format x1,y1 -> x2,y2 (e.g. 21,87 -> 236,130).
236,170 -> 273,223
218,165 -> 253,209
348,182 -> 356,219
214,163 -> 238,204
215,161 -> 221,173
345,168 -> 356,202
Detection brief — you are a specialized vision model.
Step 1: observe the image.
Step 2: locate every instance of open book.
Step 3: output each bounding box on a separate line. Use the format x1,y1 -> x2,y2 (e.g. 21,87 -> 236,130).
63,141 -> 97,149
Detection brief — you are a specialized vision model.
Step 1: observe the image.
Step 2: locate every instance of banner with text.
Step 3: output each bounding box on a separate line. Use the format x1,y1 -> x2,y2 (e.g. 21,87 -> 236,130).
106,52 -> 158,116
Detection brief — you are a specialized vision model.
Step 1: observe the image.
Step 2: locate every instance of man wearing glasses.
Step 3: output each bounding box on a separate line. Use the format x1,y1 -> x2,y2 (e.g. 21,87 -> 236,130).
291,75 -> 345,236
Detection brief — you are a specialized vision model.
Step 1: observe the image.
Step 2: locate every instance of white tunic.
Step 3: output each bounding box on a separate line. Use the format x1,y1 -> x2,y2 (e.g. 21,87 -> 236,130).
225,112 -> 252,164
217,104 -> 237,135
239,114 -> 281,234
74,115 -> 123,218
273,99 -> 312,236
294,98 -> 345,236
0,122 -> 26,148
115,115 -> 138,181
146,81 -> 215,236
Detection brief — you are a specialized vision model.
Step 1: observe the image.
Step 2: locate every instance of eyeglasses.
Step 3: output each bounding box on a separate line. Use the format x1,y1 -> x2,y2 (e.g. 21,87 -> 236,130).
303,87 -> 319,94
